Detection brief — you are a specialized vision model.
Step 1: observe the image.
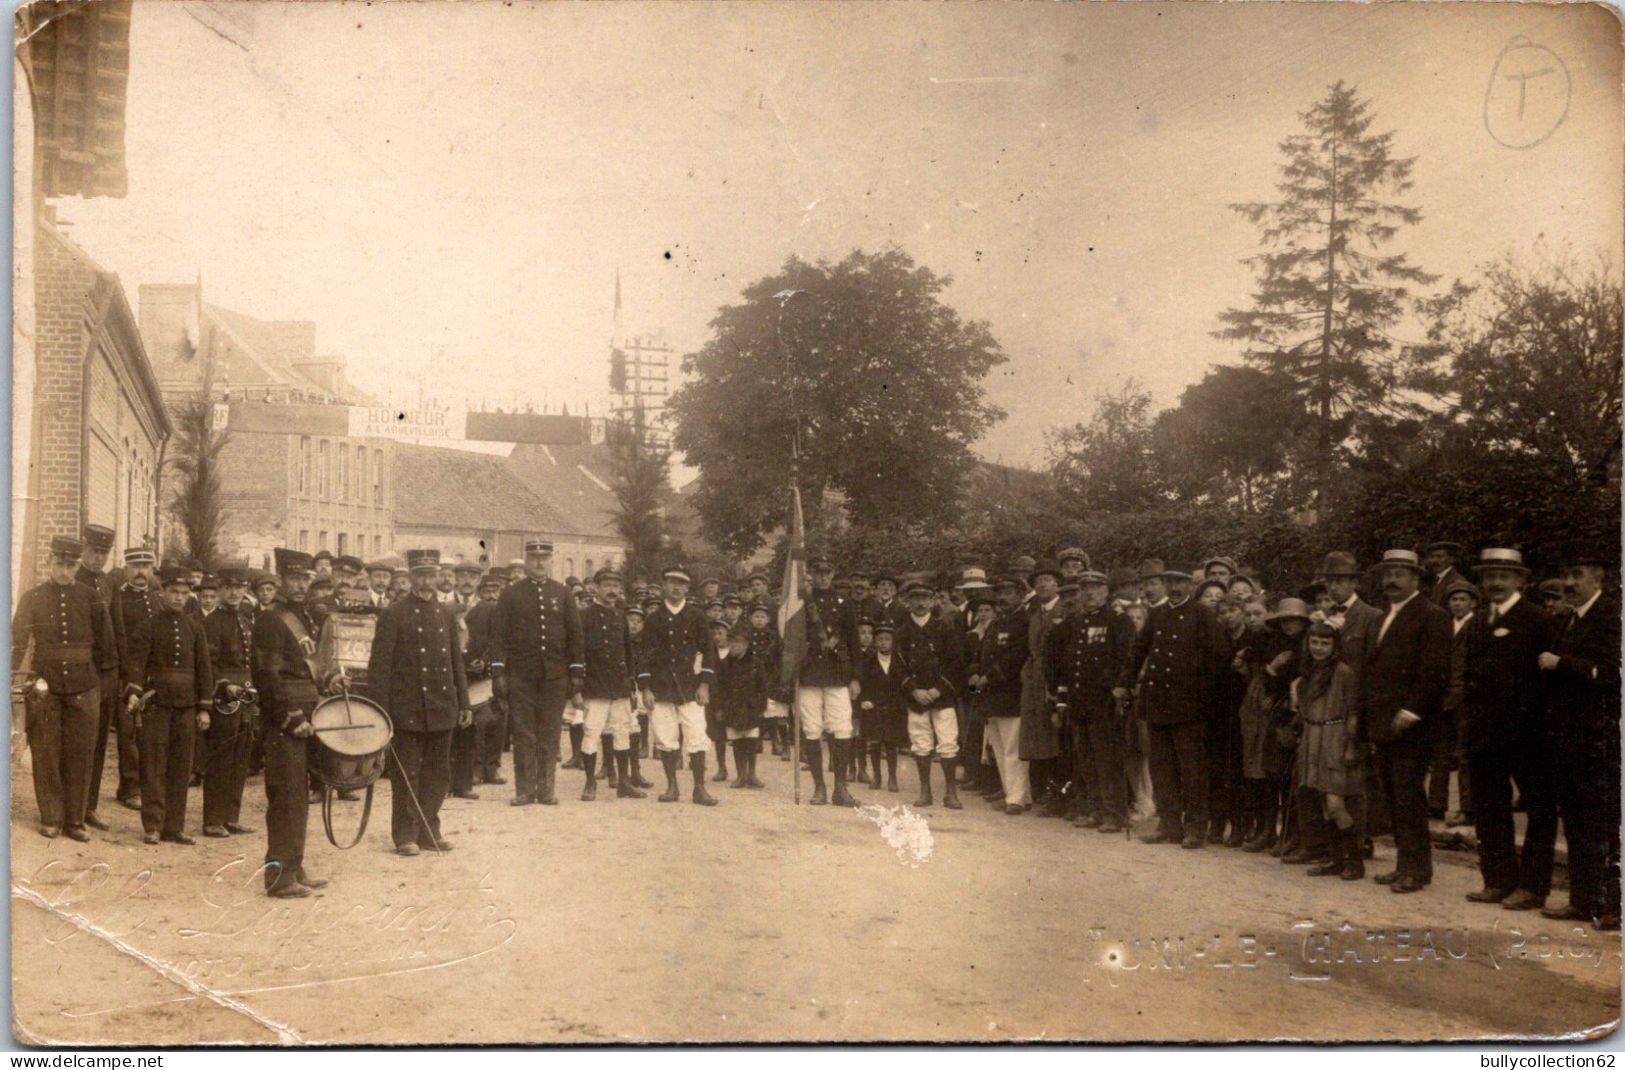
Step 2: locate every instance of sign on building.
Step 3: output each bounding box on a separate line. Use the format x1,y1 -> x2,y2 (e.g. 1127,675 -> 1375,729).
347,407 -> 469,442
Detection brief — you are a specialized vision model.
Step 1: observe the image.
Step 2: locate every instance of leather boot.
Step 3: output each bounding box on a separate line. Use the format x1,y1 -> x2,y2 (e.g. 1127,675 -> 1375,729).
564,724 -> 584,769
870,745 -> 884,789
831,740 -> 859,807
629,748 -> 653,789
805,741 -> 828,805
913,756 -> 934,808
538,757 -> 559,805
1224,816 -> 1249,848
690,753 -> 718,806
580,753 -> 598,802
615,751 -> 646,798
730,742 -> 750,788
1339,826 -> 1365,881
746,748 -> 765,788
1307,823 -> 1346,876
713,741 -> 730,782
604,741 -> 619,787
658,751 -> 681,802
940,759 -> 962,809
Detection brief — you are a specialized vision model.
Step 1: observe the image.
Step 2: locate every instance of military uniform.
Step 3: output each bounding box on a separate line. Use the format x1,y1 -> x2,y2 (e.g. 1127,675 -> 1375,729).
578,571 -> 639,799
124,568 -> 213,842
971,598 -> 1029,809
489,541 -> 584,805
74,525 -> 121,826
367,551 -> 470,852
452,579 -> 504,794
635,567 -> 718,802
251,550 -> 325,895
895,589 -> 966,808
110,555 -> 162,806
200,569 -> 258,834
1047,592 -> 1135,828
1120,589 -> 1227,843
11,537 -> 114,836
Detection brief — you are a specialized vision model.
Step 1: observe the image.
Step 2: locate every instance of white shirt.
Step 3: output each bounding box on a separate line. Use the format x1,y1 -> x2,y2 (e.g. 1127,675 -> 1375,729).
1574,589 -> 1602,620
877,653 -> 893,673
1377,590 -> 1419,645
1487,590 -> 1521,621
909,612 -> 934,628
1452,613 -> 1473,637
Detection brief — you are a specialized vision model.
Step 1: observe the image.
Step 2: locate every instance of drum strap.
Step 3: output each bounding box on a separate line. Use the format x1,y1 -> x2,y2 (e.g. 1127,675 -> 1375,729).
273,607 -> 324,681
321,783 -> 375,850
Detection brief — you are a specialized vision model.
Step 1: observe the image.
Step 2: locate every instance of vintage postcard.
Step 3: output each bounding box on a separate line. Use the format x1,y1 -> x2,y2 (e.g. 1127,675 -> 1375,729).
10,0 -> 1622,1046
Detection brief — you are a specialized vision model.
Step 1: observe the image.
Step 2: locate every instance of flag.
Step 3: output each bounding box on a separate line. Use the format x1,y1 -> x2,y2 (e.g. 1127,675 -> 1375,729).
777,481 -> 807,694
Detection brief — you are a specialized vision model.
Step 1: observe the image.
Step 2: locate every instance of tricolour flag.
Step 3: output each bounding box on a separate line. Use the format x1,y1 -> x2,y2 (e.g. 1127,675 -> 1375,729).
777,481 -> 807,694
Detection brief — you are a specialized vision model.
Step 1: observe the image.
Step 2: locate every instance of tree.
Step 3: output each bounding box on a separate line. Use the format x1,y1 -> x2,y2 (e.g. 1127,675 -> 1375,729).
668,248 -> 1007,557
1408,253 -> 1622,486
1217,81 -> 1435,503
1152,365 -> 1302,511
1045,380 -> 1165,514
605,405 -> 670,585
166,400 -> 230,565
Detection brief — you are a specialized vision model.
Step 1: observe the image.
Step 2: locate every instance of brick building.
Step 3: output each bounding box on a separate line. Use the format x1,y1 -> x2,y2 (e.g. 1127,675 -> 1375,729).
137,284 -> 391,566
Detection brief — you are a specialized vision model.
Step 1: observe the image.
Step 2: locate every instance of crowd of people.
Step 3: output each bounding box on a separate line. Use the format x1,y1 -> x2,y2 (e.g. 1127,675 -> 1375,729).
10,528 -> 1620,929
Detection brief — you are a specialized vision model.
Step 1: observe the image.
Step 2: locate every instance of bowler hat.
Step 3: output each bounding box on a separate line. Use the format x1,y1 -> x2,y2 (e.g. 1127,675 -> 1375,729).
312,550 -> 334,564
1138,558 -> 1165,581
1561,543 -> 1616,571
1029,559 -> 1064,583
1423,540 -> 1465,557
1317,551 -> 1361,578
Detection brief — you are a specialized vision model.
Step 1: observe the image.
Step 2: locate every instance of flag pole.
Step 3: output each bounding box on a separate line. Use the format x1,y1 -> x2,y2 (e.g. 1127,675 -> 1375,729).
775,287 -> 809,806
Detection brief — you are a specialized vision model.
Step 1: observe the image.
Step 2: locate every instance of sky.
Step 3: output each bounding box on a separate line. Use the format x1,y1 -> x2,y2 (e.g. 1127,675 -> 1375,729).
49,0 -> 1623,470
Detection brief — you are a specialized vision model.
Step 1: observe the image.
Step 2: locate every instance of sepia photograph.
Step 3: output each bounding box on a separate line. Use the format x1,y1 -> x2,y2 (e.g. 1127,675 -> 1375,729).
8,0 -> 1624,1047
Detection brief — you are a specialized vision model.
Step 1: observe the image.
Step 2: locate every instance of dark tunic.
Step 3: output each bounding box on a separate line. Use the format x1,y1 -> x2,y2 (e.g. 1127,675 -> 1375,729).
714,651 -> 768,733
855,650 -> 910,747
579,601 -> 636,700
12,579 -> 115,695
202,605 -> 254,683
488,576 -> 585,684
111,583 -> 161,677
366,594 -> 471,734
894,612 -> 964,711
125,608 -> 214,709
635,600 -> 716,705
970,608 -> 1027,721
1119,597 -> 1227,726
1045,605 -> 1135,717
800,586 -> 862,688
251,598 -> 323,724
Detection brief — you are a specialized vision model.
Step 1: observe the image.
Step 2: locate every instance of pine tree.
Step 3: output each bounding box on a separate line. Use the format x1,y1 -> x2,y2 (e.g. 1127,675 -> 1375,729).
1217,81 -> 1435,504
166,400 -> 230,565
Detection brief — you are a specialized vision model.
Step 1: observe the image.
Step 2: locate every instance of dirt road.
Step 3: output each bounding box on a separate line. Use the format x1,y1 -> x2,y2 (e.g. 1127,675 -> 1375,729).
11,746 -> 1619,1044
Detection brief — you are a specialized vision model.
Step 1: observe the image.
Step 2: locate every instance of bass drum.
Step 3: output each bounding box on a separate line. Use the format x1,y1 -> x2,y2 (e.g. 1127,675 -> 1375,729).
309,691 -> 393,849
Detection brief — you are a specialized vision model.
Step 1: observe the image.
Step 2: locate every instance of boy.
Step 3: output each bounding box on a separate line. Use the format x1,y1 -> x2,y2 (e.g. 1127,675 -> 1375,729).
855,622 -> 909,793
715,621 -> 768,789
707,619 -> 732,781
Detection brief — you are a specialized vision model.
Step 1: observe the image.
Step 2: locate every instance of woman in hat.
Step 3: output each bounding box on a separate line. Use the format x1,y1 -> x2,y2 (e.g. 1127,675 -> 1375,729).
1291,619 -> 1365,880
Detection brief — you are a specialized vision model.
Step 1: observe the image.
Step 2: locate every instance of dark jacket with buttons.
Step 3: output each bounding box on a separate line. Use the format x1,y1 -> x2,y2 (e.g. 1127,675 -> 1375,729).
251,598 -> 323,724
1463,596 -> 1554,753
366,594 -> 471,734
1543,589 -> 1621,750
488,576 -> 585,684
636,600 -> 716,704
894,612 -> 964,711
12,579 -> 115,695
1119,597 -> 1226,725
462,598 -> 496,678
580,601 -> 636,700
970,608 -> 1028,719
202,605 -> 254,682
74,566 -> 120,672
1046,605 -> 1135,717
801,586 -> 862,688
125,607 -> 214,709
111,584 -> 161,673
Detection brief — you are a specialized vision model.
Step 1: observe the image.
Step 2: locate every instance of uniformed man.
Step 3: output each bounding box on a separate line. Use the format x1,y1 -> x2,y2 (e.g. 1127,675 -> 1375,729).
796,554 -> 861,806
452,561 -> 482,608
453,568 -> 508,794
575,566 -> 644,800
490,539 -> 584,806
252,571 -> 280,609
389,567 -> 412,602
635,564 -> 718,805
969,576 -> 1030,813
1047,570 -> 1135,832
1116,566 -> 1226,848
200,564 -> 259,837
12,536 -> 114,839
896,578 -> 965,809
110,547 -> 162,809
189,572 -> 222,786
124,565 -> 213,845
1019,561 -> 1068,816
366,549 -> 470,854
251,549 -> 330,897
75,524 -> 120,831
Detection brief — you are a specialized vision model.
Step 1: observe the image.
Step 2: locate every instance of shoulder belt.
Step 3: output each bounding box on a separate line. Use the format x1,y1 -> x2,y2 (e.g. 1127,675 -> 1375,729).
272,606 -> 324,680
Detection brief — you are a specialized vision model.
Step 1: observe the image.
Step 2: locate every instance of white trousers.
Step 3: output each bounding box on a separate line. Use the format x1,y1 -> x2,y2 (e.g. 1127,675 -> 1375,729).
796,686 -> 853,740
984,715 -> 1030,805
582,697 -> 634,754
907,706 -> 959,760
725,726 -> 761,740
650,701 -> 709,755
763,699 -> 790,721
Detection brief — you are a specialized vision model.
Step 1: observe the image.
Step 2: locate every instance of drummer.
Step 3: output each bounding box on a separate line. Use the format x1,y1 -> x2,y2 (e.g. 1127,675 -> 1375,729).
250,548 -> 330,898
366,549 -> 471,856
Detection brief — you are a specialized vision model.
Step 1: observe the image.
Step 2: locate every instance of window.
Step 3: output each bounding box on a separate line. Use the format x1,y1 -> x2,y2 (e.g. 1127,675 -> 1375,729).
356,533 -> 365,557
567,557 -> 575,579
299,530 -> 310,551
373,535 -> 383,555
299,436 -> 311,495
371,450 -> 381,504
318,440 -> 330,498
355,447 -> 367,501
338,445 -> 349,502
337,533 -> 348,555
319,530 -> 329,551
585,558 -> 594,576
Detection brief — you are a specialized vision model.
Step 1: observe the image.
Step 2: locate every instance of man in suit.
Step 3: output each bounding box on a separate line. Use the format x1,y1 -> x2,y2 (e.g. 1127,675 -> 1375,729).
1538,550 -> 1621,930
968,577 -> 1028,811
1423,541 -> 1468,604
1463,548 -> 1559,910
1437,579 -> 1479,828
75,524 -> 120,831
363,560 -> 394,609
1019,561 -> 1068,814
489,539 -> 584,807
367,549 -> 472,855
636,564 -> 718,805
1361,549 -> 1452,894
